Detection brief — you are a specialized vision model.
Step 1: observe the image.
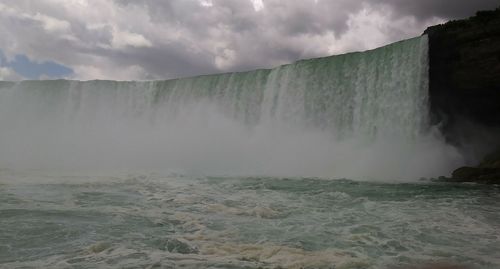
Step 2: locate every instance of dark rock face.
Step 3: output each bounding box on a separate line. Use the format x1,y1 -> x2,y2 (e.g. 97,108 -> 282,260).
451,167 -> 500,183
478,148 -> 500,168
425,9 -> 500,150
449,148 -> 500,183
426,8 -> 500,183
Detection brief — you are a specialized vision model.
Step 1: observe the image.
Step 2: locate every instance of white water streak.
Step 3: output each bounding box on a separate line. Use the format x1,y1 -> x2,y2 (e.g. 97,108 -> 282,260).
0,36 -> 463,179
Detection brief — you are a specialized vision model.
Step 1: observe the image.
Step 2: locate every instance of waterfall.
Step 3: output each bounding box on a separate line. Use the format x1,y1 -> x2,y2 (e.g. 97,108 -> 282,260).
0,36 -> 463,179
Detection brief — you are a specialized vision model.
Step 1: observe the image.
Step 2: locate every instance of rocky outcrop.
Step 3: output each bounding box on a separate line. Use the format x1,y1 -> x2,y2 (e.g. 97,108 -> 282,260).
451,167 -> 500,183
425,8 -> 500,183
448,149 -> 500,184
425,8 -> 500,148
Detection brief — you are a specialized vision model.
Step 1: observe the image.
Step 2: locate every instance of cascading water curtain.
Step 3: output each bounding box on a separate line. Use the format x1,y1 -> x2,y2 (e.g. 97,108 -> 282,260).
0,35 -> 463,179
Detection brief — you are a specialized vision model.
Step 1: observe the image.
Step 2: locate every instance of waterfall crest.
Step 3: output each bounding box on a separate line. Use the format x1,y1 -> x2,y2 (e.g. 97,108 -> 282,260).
0,36 -> 463,179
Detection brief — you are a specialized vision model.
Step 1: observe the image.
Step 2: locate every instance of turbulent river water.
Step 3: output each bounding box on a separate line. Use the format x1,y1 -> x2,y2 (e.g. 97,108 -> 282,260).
0,36 -> 499,268
1,172 -> 500,269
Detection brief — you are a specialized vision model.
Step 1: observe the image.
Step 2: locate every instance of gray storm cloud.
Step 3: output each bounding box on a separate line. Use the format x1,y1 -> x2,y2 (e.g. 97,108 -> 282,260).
0,0 -> 498,80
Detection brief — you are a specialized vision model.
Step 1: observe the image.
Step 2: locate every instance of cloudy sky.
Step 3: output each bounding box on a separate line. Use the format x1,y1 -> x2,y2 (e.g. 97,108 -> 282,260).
0,0 -> 498,81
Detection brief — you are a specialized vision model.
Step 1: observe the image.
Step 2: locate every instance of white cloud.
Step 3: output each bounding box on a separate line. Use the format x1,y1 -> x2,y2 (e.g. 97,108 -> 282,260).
199,0 -> 213,7
250,0 -> 264,11
33,13 -> 71,32
112,29 -> 153,49
0,0 -> 494,80
71,62 -> 151,81
214,48 -> 236,69
0,67 -> 23,81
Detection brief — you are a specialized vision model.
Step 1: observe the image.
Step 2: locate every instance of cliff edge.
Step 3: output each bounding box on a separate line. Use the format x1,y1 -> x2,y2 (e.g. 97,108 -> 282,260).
425,8 -> 500,182
425,8 -> 500,159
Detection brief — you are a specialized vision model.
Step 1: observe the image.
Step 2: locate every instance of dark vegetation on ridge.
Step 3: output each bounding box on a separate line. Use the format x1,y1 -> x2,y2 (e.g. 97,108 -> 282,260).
425,8 -> 500,183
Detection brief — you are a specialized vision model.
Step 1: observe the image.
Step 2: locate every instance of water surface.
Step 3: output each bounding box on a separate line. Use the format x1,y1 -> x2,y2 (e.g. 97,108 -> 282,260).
1,171 -> 499,269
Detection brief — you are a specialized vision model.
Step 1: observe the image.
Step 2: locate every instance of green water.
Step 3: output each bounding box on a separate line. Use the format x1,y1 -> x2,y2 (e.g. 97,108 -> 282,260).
0,35 -> 488,268
1,171 -> 499,269
0,36 -> 462,180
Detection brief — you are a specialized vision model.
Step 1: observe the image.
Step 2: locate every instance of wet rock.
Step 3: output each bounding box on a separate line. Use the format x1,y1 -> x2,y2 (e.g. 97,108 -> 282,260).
452,167 -> 500,181
448,147 -> 500,183
424,8 -> 500,145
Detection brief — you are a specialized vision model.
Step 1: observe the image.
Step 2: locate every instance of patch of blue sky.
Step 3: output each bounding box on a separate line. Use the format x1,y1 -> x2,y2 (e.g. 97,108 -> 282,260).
0,50 -> 73,79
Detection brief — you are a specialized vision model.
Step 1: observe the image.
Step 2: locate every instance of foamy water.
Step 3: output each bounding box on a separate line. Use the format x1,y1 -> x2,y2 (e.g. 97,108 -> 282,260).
1,171 -> 499,269
0,35 -> 489,269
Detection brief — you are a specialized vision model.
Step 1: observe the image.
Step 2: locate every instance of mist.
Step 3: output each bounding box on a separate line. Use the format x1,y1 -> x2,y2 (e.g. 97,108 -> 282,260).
0,89 -> 463,180
0,36 -> 465,180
